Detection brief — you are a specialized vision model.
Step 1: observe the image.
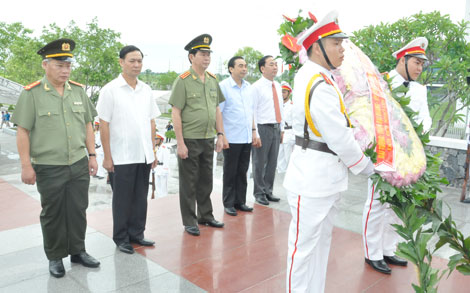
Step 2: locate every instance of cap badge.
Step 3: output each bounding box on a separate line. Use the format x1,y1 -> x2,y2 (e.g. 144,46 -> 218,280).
203,37 -> 209,44
62,43 -> 71,51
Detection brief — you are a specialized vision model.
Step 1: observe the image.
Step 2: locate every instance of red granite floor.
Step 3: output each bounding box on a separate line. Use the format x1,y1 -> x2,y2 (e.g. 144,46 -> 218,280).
1,178 -> 469,292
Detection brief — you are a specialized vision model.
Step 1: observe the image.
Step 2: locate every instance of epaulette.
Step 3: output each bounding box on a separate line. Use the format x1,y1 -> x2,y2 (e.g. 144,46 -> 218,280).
207,71 -> 217,79
24,80 -> 41,91
319,72 -> 333,85
69,80 -> 85,87
179,71 -> 191,79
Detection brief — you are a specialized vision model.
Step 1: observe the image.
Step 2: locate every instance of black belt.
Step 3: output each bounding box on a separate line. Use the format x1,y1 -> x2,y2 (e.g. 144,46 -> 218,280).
261,123 -> 280,129
157,162 -> 163,165
285,126 -> 292,130
295,136 -> 336,155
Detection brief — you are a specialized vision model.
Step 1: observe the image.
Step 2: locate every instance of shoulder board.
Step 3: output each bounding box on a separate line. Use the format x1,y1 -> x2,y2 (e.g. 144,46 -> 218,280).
319,72 -> 333,85
69,80 -> 85,87
207,71 -> 217,79
179,71 -> 191,79
23,80 -> 41,91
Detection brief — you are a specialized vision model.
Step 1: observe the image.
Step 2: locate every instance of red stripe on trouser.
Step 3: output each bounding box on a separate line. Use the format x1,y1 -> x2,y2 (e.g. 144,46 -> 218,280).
364,184 -> 375,259
289,195 -> 301,293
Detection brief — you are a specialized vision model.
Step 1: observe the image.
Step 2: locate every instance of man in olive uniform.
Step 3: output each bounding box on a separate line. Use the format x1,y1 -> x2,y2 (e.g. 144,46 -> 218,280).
12,38 -> 100,278
169,34 -> 227,236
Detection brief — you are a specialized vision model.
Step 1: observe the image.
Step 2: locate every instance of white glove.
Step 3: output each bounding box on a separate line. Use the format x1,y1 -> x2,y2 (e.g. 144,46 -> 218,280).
360,159 -> 375,177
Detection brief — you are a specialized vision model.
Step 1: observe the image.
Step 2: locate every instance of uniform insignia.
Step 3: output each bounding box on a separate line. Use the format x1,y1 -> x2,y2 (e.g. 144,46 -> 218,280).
24,80 -> 41,91
62,42 -> 71,51
319,72 -> 333,85
179,71 -> 191,79
69,80 -> 84,87
207,71 -> 217,79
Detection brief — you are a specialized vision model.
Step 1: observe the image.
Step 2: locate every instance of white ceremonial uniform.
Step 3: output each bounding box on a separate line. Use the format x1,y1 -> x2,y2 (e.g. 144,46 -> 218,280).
94,130 -> 106,178
277,100 -> 294,173
284,60 -> 371,293
155,143 -> 170,197
361,69 -> 431,261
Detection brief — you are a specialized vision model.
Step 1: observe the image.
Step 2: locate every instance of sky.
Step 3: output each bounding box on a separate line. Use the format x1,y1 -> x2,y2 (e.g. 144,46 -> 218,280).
0,0 -> 467,75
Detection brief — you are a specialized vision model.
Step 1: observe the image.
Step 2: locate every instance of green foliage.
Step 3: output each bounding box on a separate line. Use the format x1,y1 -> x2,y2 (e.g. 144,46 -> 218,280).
7,104 -> 14,111
0,18 -> 123,101
351,11 -> 470,137
232,47 -> 263,84
165,130 -> 176,139
276,10 -> 314,86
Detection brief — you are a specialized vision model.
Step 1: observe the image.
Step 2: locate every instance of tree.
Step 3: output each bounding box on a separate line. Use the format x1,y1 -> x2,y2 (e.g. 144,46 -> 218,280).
156,71 -> 178,90
351,11 -> 470,137
232,47 -> 263,84
40,18 -> 123,103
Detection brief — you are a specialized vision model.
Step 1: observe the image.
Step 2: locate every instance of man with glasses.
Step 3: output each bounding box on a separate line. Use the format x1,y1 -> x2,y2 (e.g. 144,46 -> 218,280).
12,38 -> 100,278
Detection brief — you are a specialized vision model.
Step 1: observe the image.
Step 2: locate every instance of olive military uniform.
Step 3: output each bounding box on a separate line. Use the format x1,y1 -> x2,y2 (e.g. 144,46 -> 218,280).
12,77 -> 97,260
169,67 -> 225,226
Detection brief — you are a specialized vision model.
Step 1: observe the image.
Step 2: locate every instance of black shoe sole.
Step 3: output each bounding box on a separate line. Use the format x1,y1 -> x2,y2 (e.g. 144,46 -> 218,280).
383,257 -> 408,267
117,245 -> 135,254
365,259 -> 392,274
49,271 -> 65,278
71,258 -> 100,268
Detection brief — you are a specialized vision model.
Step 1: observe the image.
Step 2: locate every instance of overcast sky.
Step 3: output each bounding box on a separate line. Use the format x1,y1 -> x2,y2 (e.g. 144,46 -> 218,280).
0,0 -> 467,75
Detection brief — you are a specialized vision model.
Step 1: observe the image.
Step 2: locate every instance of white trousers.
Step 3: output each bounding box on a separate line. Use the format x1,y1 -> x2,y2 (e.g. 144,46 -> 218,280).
96,152 -> 106,178
155,174 -> 168,197
286,191 -> 340,293
362,178 -> 399,260
277,142 -> 294,173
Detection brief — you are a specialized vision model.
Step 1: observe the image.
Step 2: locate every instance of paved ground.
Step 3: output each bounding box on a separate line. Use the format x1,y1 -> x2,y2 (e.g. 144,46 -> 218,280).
1,120 -> 469,292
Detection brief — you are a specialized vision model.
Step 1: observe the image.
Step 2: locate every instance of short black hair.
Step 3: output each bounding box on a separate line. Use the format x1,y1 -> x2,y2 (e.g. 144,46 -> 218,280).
258,55 -> 273,74
119,45 -> 143,59
228,56 -> 244,75
188,49 -> 198,64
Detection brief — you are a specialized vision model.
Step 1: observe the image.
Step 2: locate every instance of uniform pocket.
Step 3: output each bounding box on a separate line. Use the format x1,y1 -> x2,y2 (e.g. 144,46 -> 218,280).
37,108 -> 60,129
327,158 -> 347,184
71,104 -> 86,124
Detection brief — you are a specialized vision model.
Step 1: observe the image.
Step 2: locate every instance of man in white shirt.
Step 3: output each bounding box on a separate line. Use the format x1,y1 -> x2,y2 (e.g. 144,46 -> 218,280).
97,45 -> 160,254
362,37 -> 431,274
251,55 -> 284,205
219,56 -> 261,216
284,11 -> 375,292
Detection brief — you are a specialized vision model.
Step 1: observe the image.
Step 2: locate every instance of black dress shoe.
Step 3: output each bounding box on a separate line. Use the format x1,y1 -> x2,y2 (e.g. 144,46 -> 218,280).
49,259 -> 65,278
71,251 -> 100,268
130,238 -> 155,246
185,225 -> 200,236
384,255 -> 408,266
117,242 -> 135,254
365,258 -> 392,274
255,196 -> 269,205
198,219 -> 225,228
235,204 -> 253,212
266,194 -> 280,202
224,207 -> 237,216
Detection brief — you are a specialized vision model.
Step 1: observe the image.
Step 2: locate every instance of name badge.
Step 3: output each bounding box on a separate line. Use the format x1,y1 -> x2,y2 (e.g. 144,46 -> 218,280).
73,102 -> 82,105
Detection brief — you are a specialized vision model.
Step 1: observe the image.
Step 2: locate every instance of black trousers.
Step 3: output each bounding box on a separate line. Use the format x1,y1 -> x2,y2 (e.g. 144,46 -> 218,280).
178,138 -> 215,226
222,143 -> 251,208
34,156 -> 89,260
109,163 -> 151,245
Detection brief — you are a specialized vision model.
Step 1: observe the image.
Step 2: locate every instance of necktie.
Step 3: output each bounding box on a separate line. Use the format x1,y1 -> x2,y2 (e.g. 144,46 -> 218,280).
272,83 -> 282,123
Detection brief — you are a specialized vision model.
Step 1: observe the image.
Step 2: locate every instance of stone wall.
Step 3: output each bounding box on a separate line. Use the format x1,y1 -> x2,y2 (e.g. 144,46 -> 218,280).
427,136 -> 468,187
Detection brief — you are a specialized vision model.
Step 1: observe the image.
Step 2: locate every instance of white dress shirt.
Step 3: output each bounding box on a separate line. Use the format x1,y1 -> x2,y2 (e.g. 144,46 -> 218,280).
388,69 -> 432,132
219,76 -> 253,144
251,76 -> 284,136
97,74 -> 161,165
